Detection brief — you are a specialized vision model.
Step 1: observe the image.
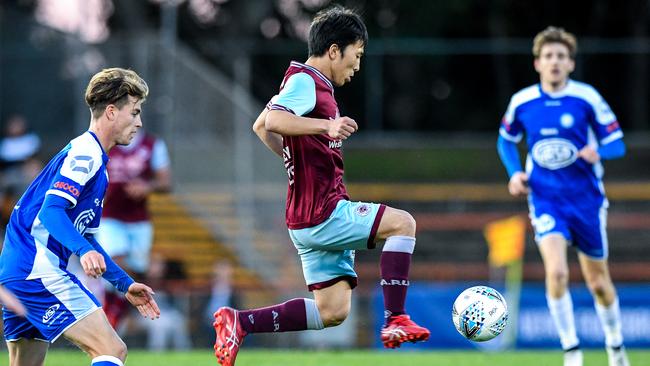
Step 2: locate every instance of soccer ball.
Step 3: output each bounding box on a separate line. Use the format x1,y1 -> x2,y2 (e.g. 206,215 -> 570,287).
452,286 -> 508,342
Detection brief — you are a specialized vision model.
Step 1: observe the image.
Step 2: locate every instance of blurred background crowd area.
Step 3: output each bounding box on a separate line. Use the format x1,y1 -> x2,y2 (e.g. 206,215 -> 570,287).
0,0 -> 649,351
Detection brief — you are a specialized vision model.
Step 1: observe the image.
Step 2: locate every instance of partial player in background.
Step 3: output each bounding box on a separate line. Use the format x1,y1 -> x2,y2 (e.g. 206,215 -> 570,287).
96,128 -> 171,328
212,6 -> 429,366
0,68 -> 160,366
0,114 -> 43,228
497,27 -> 629,366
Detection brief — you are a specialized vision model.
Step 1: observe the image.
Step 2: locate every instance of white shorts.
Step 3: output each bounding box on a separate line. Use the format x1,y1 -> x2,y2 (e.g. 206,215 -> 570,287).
96,218 -> 153,273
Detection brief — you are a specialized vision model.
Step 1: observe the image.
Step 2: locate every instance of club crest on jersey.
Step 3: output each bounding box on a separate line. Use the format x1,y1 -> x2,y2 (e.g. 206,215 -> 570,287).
42,304 -> 60,323
531,138 -> 578,170
355,204 -> 371,217
74,209 -> 96,234
560,113 -> 574,128
70,155 -> 94,174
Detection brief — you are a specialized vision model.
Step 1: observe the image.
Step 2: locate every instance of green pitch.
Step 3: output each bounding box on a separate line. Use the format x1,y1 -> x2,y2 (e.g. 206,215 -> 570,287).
1,349 -> 648,366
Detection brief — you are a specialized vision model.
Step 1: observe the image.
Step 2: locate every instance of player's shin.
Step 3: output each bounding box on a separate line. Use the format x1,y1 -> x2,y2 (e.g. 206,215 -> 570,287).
380,236 -> 415,319
547,292 -> 580,350
238,298 -> 323,333
595,297 -> 624,347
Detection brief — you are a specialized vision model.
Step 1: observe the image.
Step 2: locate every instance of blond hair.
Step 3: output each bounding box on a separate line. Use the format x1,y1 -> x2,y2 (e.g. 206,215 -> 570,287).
85,68 -> 149,119
532,26 -> 577,59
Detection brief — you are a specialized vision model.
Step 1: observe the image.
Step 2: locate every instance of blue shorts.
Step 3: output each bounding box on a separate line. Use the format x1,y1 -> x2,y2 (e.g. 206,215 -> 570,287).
288,200 -> 385,291
96,218 -> 153,274
2,274 -> 101,343
528,193 -> 609,259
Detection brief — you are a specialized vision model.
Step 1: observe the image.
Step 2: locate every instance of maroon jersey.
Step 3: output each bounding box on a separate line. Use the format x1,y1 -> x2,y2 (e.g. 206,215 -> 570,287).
103,133 -> 158,222
270,61 -> 350,229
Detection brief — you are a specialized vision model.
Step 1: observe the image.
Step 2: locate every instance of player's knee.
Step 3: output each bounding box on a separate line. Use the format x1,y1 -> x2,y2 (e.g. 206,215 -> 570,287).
321,307 -> 349,328
586,276 -> 610,298
547,267 -> 569,287
389,210 -> 416,237
90,338 -> 128,362
116,341 -> 128,362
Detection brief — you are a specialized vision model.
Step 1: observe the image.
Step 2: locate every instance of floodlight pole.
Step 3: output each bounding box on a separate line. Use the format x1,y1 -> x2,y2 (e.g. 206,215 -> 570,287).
160,0 -> 178,182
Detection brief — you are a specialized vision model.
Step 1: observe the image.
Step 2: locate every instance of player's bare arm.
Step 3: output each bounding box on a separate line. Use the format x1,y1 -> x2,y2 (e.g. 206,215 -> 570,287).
252,108 -> 283,157
508,171 -> 530,196
266,110 -> 357,139
266,109 -> 360,138
124,167 -> 171,200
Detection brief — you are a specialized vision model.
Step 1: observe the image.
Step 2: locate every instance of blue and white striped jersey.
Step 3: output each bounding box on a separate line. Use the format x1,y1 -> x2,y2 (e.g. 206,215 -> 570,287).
0,131 -> 108,282
499,80 -> 623,197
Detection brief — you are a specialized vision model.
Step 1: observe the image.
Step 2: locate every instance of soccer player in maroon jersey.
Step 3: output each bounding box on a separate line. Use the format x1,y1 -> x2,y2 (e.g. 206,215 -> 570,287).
96,130 -> 171,328
211,6 -> 429,366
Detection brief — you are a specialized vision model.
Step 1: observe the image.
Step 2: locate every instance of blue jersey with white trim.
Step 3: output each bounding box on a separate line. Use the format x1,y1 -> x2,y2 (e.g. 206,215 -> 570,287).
0,131 -> 108,282
499,80 -> 623,197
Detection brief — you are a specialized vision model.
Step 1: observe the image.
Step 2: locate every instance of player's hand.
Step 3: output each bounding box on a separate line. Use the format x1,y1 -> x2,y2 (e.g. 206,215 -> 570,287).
126,282 -> 160,320
327,116 -> 358,140
80,250 -> 107,278
508,171 -> 530,197
578,145 -> 600,164
124,179 -> 151,200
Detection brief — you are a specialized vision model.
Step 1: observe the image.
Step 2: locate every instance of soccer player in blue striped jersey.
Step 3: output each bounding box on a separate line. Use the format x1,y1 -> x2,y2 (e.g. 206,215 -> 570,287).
0,68 -> 160,366
497,27 -> 629,366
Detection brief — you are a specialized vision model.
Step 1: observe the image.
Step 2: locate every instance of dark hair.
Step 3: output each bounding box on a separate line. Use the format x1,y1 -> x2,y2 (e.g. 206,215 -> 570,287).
308,5 -> 368,57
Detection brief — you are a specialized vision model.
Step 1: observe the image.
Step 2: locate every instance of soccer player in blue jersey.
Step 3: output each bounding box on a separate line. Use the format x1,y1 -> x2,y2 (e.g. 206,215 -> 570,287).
0,68 -> 160,366
497,27 -> 629,366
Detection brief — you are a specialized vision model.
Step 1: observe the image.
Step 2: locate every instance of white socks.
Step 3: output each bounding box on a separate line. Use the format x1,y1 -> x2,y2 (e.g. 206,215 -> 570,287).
547,292 -> 580,350
595,297 -> 623,347
91,355 -> 123,366
304,298 -> 324,330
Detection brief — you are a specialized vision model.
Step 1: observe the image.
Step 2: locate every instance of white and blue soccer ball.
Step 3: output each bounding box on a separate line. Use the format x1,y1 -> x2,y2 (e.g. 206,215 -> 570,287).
452,286 -> 508,342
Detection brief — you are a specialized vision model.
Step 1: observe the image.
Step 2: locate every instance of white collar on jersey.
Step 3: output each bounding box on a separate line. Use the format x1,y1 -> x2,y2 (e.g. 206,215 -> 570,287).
541,79 -> 575,99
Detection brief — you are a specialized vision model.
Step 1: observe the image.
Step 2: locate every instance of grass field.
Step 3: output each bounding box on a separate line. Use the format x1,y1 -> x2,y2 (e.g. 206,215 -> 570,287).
1,349 -> 648,366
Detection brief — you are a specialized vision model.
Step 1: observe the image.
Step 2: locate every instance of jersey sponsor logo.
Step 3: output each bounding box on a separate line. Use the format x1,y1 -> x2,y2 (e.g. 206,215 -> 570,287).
540,128 -> 558,136
355,204 -> 371,217
282,146 -> 294,186
532,214 -> 556,234
560,113 -> 574,128
328,140 -> 342,149
73,209 -> 96,234
531,138 -> 578,170
42,303 -> 60,323
53,181 -> 81,197
70,155 -> 94,174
